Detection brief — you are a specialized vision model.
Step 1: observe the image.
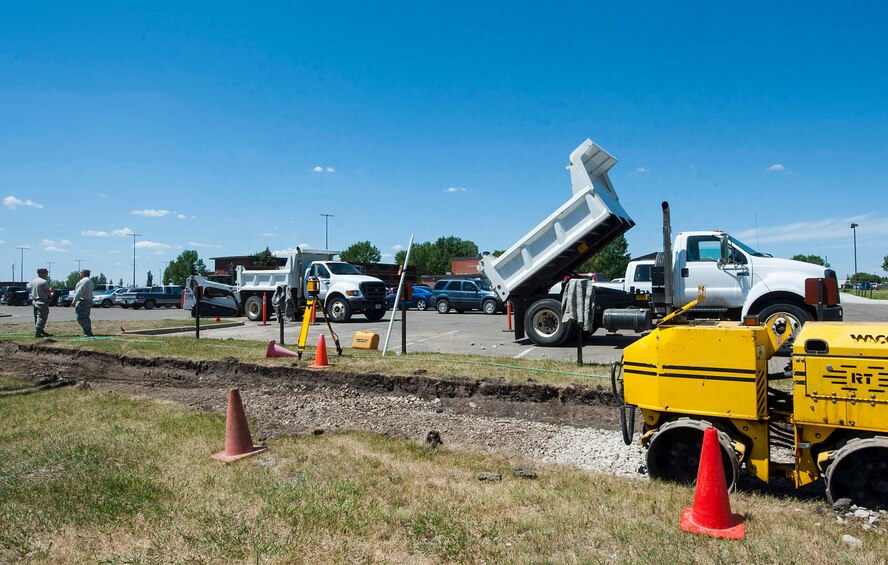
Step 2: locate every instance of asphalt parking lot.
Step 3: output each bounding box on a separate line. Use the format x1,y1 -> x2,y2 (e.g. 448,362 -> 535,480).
2,293 -> 887,365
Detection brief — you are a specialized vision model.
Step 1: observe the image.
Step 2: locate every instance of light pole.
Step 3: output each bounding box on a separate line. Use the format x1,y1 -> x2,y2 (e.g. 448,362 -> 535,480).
850,223 -> 859,278
15,246 -> 29,282
320,213 -> 334,249
75,258 -> 84,272
131,233 -> 142,286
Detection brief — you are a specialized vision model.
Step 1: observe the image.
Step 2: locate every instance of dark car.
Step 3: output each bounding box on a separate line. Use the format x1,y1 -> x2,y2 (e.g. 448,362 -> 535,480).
50,288 -> 72,306
431,278 -> 503,315
1,288 -> 31,306
59,292 -> 76,307
385,285 -> 433,311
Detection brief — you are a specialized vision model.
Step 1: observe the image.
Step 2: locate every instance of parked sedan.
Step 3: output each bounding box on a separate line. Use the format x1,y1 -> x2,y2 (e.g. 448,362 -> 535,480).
93,287 -> 128,308
385,285 -> 433,311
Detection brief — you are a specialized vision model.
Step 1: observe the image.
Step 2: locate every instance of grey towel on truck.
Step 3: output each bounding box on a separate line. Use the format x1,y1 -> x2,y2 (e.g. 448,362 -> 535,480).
561,278 -> 596,332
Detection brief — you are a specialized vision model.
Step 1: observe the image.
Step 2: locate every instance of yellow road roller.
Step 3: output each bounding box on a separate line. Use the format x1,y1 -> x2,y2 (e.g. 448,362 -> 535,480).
614,286 -> 888,508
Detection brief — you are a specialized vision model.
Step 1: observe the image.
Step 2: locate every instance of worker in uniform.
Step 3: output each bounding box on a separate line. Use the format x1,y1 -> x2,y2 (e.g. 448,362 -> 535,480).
71,269 -> 95,337
30,267 -> 53,338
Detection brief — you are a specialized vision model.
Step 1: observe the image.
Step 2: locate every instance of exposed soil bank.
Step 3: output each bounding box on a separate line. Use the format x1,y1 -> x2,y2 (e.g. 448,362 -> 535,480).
1,342 -> 625,467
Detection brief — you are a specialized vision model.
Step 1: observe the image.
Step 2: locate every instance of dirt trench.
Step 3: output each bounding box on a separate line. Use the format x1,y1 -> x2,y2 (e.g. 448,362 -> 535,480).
1,342 -> 621,461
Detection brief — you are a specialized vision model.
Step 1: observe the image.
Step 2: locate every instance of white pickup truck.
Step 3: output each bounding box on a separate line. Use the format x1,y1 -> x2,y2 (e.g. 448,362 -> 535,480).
184,248 -> 388,322
481,138 -> 843,347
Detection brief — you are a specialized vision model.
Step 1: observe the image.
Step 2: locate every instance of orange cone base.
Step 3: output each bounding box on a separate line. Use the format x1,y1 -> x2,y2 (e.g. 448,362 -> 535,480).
308,361 -> 334,369
211,445 -> 268,463
680,507 -> 745,539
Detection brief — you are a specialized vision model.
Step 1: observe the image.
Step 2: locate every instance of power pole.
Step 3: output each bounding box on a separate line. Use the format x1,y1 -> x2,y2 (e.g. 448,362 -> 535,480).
75,258 -> 85,272
131,233 -> 142,286
850,223 -> 859,278
320,213 -> 334,249
15,246 -> 28,282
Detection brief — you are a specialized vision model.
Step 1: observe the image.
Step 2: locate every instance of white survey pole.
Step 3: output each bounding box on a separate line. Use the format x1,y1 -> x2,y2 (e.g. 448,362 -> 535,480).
382,233 -> 414,356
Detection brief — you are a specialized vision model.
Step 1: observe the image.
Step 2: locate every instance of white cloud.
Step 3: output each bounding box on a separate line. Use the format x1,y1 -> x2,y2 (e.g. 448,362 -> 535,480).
766,164 -> 785,172
0,240 -> 5,245
313,166 -> 324,173
261,232 -> 277,237
40,239 -> 72,247
3,196 -> 44,209
635,167 -> 650,174
135,241 -> 171,250
733,214 -> 888,244
177,214 -> 187,220
152,250 -> 167,256
132,209 -> 173,217
326,167 -> 335,173
313,166 -> 335,173
82,227 -> 135,237
272,243 -> 314,255
381,253 -> 394,259
43,246 -> 67,253
444,186 -> 467,193
188,241 -> 221,248
391,244 -> 402,251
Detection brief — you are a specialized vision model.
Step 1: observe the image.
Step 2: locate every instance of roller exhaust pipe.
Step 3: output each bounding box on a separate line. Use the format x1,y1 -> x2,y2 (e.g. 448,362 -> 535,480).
662,201 -> 674,315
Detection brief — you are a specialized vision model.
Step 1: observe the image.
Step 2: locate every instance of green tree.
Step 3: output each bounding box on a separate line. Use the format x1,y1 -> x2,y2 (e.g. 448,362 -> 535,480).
90,272 -> 107,287
491,249 -> 505,257
394,237 -> 478,275
253,247 -> 277,268
430,236 -> 479,274
577,235 -> 631,280
163,250 -> 208,286
882,255 -> 888,274
791,254 -> 830,267
65,271 -> 81,288
339,241 -> 382,263
118,278 -> 124,287
146,270 -> 154,286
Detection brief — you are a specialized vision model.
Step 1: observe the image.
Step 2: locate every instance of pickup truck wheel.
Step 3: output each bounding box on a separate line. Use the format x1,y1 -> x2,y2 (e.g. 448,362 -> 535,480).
524,298 -> 573,346
364,308 -> 385,321
415,298 -> 428,311
436,299 -> 450,314
244,295 -> 263,321
326,297 -> 351,322
144,299 -> 156,310
753,301 -> 812,355
482,300 -> 498,315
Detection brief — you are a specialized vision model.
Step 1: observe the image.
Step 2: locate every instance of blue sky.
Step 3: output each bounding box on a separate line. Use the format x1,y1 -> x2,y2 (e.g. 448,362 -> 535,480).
1,1 -> 886,285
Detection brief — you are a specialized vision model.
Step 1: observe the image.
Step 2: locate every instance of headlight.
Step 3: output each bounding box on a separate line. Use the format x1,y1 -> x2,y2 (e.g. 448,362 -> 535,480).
345,290 -> 361,297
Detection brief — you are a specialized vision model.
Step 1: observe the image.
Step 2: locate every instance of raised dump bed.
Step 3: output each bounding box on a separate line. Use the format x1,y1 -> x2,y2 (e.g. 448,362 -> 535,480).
480,139 -> 634,301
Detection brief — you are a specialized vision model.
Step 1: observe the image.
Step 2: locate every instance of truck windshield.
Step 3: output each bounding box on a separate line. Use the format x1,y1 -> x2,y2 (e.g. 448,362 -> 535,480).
729,236 -> 772,258
327,263 -> 363,275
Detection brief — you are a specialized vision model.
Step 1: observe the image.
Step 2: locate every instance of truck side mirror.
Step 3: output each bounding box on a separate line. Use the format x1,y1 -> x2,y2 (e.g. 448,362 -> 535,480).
717,236 -> 731,269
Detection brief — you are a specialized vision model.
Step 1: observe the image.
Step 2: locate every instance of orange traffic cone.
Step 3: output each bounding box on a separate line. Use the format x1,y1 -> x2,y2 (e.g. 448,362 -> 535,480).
309,334 -> 333,368
680,427 -> 745,539
266,339 -> 298,358
211,388 -> 267,462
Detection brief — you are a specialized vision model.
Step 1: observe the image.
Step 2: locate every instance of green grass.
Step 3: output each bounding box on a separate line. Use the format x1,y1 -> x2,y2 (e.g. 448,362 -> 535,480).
841,288 -> 888,300
1,376 -> 885,563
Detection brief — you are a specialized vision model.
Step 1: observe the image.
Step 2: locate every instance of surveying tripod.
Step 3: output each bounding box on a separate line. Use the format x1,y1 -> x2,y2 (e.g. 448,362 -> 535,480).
296,276 -> 343,360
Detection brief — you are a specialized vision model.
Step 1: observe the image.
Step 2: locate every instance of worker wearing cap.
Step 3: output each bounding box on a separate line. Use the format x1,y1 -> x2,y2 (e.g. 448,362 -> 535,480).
71,269 -> 95,337
30,267 -> 52,338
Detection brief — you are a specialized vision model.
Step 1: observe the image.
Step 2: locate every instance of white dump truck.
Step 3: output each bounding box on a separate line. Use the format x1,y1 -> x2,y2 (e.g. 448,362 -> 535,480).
480,139 -> 843,347
184,248 -> 388,322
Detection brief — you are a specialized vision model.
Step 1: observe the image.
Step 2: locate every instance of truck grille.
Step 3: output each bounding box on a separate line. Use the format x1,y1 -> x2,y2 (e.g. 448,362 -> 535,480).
360,281 -> 387,300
